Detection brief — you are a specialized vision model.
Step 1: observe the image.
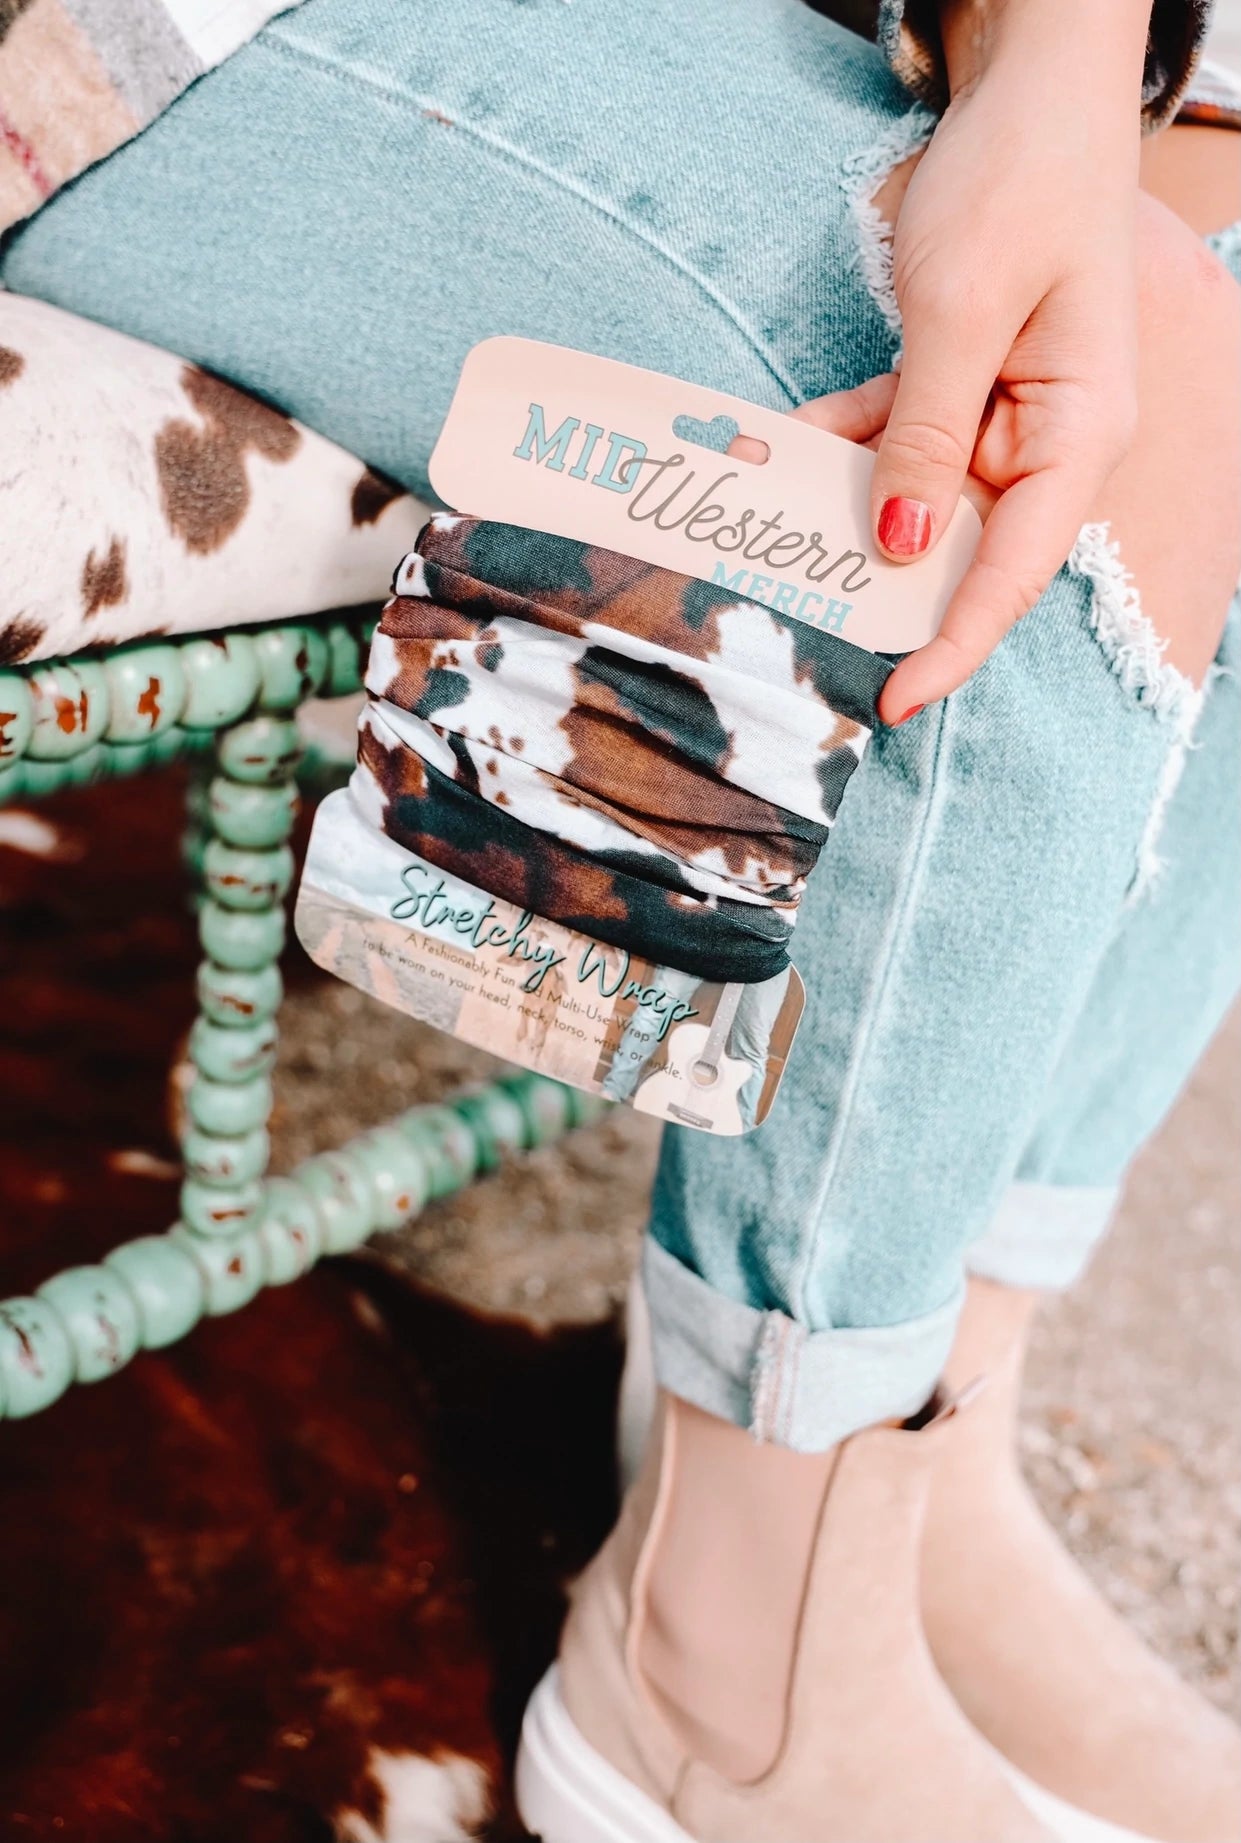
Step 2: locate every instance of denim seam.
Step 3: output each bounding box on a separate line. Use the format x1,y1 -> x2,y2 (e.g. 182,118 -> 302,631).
788,696 -> 956,1324
752,1314 -> 784,1443
751,1317 -> 776,1442
784,1319 -> 803,1444
256,32 -> 805,408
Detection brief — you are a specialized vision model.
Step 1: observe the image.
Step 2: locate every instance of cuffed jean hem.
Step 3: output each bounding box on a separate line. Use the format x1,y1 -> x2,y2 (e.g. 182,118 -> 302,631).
642,1238 -> 963,1453
964,1180 -> 1120,1293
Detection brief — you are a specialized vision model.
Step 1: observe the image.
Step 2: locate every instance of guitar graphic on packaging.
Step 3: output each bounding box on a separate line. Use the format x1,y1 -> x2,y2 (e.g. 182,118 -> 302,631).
635,982 -> 750,1134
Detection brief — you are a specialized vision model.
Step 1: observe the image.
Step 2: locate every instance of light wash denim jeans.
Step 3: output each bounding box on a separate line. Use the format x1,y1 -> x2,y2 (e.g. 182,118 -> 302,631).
5,0 -> 1237,1449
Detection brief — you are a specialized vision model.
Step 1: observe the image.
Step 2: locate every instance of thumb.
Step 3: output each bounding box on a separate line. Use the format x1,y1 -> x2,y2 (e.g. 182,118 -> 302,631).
871,309 -> 1006,562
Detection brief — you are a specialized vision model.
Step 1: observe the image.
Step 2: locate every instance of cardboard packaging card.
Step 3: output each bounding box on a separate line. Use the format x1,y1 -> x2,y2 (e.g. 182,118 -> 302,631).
428,337 -> 981,653
295,339 -> 981,1133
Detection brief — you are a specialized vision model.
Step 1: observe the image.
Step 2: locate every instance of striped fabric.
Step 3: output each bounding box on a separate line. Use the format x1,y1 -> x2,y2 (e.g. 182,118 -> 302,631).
0,0 -> 303,231
1177,53 -> 1241,129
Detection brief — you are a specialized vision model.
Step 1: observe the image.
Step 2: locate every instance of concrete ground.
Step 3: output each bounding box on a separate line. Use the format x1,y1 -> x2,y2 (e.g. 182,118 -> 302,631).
271,979 -> 1241,1711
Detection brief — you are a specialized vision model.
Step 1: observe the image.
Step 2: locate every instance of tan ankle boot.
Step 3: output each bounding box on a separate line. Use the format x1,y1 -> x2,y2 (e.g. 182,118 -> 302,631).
922,1278 -> 1241,1843
517,1389 -> 1053,1842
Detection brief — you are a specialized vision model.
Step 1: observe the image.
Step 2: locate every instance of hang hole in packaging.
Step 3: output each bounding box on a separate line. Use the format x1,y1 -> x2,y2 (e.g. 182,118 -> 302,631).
671,410 -> 771,468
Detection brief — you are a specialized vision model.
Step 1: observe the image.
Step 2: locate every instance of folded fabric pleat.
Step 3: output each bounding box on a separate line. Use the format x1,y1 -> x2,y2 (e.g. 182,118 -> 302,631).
353,516 -> 891,981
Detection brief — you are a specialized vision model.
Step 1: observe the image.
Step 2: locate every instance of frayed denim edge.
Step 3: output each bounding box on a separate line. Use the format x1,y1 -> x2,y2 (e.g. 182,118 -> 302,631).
1067,521 -> 1205,898
1068,521 -> 1202,732
839,104 -> 936,347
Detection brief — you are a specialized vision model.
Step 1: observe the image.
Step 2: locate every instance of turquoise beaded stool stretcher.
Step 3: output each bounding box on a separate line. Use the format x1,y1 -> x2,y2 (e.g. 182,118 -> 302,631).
0,617 -> 602,1422
0,304 -> 600,1423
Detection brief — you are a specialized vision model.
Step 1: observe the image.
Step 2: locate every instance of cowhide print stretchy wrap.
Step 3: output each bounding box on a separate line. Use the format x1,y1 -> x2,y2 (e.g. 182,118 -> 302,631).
354,516 -> 892,983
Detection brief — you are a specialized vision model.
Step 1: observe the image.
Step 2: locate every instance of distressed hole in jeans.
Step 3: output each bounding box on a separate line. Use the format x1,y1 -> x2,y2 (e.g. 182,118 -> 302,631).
1068,523 -> 1204,900
838,105 -> 935,340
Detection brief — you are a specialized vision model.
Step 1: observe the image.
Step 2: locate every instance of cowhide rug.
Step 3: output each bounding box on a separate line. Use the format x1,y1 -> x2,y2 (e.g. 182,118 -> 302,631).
0,770 -> 621,1842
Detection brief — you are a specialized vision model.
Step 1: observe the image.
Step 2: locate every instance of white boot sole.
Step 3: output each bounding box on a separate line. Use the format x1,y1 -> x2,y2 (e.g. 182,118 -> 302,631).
1001,1759 -> 1174,1843
517,1664 -> 1175,1843
515,1666 -> 693,1843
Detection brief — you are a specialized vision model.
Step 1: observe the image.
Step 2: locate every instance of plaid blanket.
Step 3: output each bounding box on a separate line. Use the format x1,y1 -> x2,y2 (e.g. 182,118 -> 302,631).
0,0 -> 301,230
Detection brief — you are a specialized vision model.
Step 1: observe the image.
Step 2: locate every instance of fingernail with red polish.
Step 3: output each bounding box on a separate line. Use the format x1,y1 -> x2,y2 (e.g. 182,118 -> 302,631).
893,704 -> 924,726
877,496 -> 933,557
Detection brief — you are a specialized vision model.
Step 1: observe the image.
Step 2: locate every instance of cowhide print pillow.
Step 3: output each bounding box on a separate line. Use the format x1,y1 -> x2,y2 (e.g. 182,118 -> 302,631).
0,291 -> 427,666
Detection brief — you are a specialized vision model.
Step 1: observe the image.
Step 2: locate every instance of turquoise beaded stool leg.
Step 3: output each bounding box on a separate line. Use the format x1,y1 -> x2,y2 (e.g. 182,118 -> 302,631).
180,713 -> 299,1244
180,756 -> 215,888
168,712 -> 296,1310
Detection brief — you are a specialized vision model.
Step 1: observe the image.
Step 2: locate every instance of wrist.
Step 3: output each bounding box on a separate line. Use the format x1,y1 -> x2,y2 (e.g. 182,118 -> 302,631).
938,0 -> 1150,111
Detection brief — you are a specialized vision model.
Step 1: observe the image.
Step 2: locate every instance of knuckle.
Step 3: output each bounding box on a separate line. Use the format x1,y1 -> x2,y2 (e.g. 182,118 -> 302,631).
881,417 -> 972,481
936,628 -> 982,675
1013,570 -> 1050,616
964,555 -> 1047,625
898,265 -> 970,331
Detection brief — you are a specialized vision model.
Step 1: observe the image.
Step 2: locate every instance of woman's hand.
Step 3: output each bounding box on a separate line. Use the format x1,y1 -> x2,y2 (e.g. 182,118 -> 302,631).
828,0 -> 1152,725
799,181 -> 1241,700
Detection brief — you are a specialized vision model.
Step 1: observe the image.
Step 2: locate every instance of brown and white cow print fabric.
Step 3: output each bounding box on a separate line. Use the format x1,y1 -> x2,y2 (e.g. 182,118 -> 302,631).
0,291 -> 426,665
357,515 -> 891,983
